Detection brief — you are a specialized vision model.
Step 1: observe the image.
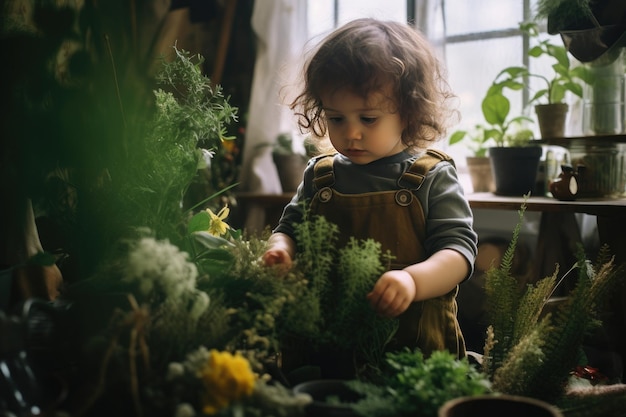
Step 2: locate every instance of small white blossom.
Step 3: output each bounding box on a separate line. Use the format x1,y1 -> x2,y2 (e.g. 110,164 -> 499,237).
122,237 -> 198,300
183,345 -> 211,374
188,291 -> 209,321
166,362 -> 185,380
174,402 -> 196,417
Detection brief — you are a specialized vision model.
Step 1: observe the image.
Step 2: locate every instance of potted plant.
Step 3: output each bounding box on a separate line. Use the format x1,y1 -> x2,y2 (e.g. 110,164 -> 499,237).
491,22 -> 592,139
535,0 -> 626,64
271,132 -> 312,192
452,71 -> 539,196
448,125 -> 497,193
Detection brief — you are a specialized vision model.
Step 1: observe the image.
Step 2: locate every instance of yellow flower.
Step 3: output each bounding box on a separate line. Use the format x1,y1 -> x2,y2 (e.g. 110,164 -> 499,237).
206,205 -> 230,236
199,350 -> 256,415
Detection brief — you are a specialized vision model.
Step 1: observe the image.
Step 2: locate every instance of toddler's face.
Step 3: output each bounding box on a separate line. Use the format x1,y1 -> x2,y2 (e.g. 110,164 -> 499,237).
321,88 -> 405,164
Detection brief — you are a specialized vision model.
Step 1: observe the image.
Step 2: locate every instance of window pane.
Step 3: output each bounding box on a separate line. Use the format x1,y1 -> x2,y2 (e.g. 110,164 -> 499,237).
308,0 -> 407,41
446,37 -> 525,133
338,0 -> 406,25
445,0 -> 523,36
308,0 -> 335,39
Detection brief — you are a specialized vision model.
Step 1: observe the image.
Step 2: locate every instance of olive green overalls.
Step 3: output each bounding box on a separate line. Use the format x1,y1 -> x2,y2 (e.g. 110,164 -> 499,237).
310,149 -> 465,359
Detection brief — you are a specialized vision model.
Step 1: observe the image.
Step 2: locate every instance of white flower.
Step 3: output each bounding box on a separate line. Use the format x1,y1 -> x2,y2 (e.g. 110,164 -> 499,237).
122,237 -> 198,300
189,291 -> 210,321
174,402 -> 196,417
166,362 -> 185,380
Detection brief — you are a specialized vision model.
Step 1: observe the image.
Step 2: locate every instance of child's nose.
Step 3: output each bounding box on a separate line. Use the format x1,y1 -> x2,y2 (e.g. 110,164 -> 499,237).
345,123 -> 362,140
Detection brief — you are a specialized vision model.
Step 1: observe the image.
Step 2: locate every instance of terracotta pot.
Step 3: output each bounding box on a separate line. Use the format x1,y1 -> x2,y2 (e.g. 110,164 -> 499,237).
535,103 -> 568,139
438,394 -> 563,417
466,156 -> 495,193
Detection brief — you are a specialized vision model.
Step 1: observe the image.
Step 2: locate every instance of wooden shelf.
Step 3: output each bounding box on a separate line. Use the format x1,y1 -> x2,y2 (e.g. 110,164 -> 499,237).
467,192 -> 626,217
536,134 -> 626,147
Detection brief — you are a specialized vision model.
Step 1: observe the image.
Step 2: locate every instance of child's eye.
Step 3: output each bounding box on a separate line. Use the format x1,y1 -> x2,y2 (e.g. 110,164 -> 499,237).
361,117 -> 377,124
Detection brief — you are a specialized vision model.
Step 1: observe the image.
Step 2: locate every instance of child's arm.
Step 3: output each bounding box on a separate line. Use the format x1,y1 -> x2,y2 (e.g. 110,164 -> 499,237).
262,232 -> 296,270
366,249 -> 469,318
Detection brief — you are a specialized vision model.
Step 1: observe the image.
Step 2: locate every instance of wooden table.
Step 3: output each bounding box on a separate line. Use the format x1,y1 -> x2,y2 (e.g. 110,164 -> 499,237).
467,192 -> 626,217
467,192 -> 626,266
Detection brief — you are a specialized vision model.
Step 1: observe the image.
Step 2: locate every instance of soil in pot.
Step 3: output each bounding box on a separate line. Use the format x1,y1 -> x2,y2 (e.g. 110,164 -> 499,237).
490,146 -> 543,196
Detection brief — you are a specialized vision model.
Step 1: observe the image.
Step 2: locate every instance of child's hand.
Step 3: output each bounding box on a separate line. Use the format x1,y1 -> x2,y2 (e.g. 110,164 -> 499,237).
262,248 -> 293,274
367,270 -> 416,318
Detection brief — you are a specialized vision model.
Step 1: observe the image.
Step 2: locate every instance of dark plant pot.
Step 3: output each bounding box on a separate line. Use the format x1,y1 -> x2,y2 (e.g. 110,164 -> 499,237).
273,153 -> 308,193
438,394 -> 563,417
293,379 -> 362,417
535,103 -> 568,139
489,146 -> 543,196
466,156 -> 495,193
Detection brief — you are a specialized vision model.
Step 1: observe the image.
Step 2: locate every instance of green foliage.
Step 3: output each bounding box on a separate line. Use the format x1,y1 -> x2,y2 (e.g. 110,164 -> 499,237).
449,68 -> 535,150
481,200 -> 624,405
119,46 -> 238,246
483,201 -> 530,373
349,349 -> 491,417
491,22 -> 592,106
285,210 -> 400,372
448,126 -> 495,157
451,22 -> 592,150
534,0 -> 595,33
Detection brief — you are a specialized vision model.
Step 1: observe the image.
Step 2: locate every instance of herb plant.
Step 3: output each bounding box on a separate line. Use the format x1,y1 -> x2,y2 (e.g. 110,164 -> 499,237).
348,349 -> 491,417
281,210 -> 400,374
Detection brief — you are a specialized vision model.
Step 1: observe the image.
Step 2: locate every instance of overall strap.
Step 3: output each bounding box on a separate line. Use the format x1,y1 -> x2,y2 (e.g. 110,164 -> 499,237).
399,148 -> 455,189
313,153 -> 337,189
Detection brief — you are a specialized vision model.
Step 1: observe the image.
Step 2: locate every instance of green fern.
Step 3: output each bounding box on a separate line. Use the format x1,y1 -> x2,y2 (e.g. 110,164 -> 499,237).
529,248 -> 623,402
287,209 -> 399,371
482,198 -> 624,408
483,202 -> 528,377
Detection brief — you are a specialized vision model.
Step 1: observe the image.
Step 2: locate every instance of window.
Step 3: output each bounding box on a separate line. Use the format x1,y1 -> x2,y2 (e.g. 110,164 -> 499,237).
444,0 -> 538,161
308,0 -> 408,41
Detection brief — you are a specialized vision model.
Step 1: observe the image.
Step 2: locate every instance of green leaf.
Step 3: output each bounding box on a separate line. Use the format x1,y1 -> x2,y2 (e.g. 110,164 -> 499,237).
565,81 -> 583,98
482,94 -> 510,126
528,45 -> 543,58
188,211 -> 210,234
449,130 -> 467,145
547,44 -> 569,68
551,84 -> 566,103
192,231 -> 235,249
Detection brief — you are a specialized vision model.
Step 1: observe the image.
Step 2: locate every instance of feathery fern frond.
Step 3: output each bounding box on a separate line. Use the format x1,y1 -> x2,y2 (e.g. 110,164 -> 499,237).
492,317 -> 551,395
483,201 -> 528,377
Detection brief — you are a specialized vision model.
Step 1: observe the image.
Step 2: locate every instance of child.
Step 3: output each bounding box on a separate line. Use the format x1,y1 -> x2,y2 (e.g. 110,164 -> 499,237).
263,18 -> 478,377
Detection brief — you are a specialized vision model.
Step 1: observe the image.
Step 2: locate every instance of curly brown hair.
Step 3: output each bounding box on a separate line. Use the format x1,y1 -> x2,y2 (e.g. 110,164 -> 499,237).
291,18 -> 458,151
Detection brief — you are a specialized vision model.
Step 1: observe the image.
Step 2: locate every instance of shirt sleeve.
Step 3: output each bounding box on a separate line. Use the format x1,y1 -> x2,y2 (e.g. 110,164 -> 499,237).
419,161 -> 479,280
272,157 -> 317,242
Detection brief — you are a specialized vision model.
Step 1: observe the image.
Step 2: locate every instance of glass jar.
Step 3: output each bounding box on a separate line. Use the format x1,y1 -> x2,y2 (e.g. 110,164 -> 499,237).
566,143 -> 624,198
